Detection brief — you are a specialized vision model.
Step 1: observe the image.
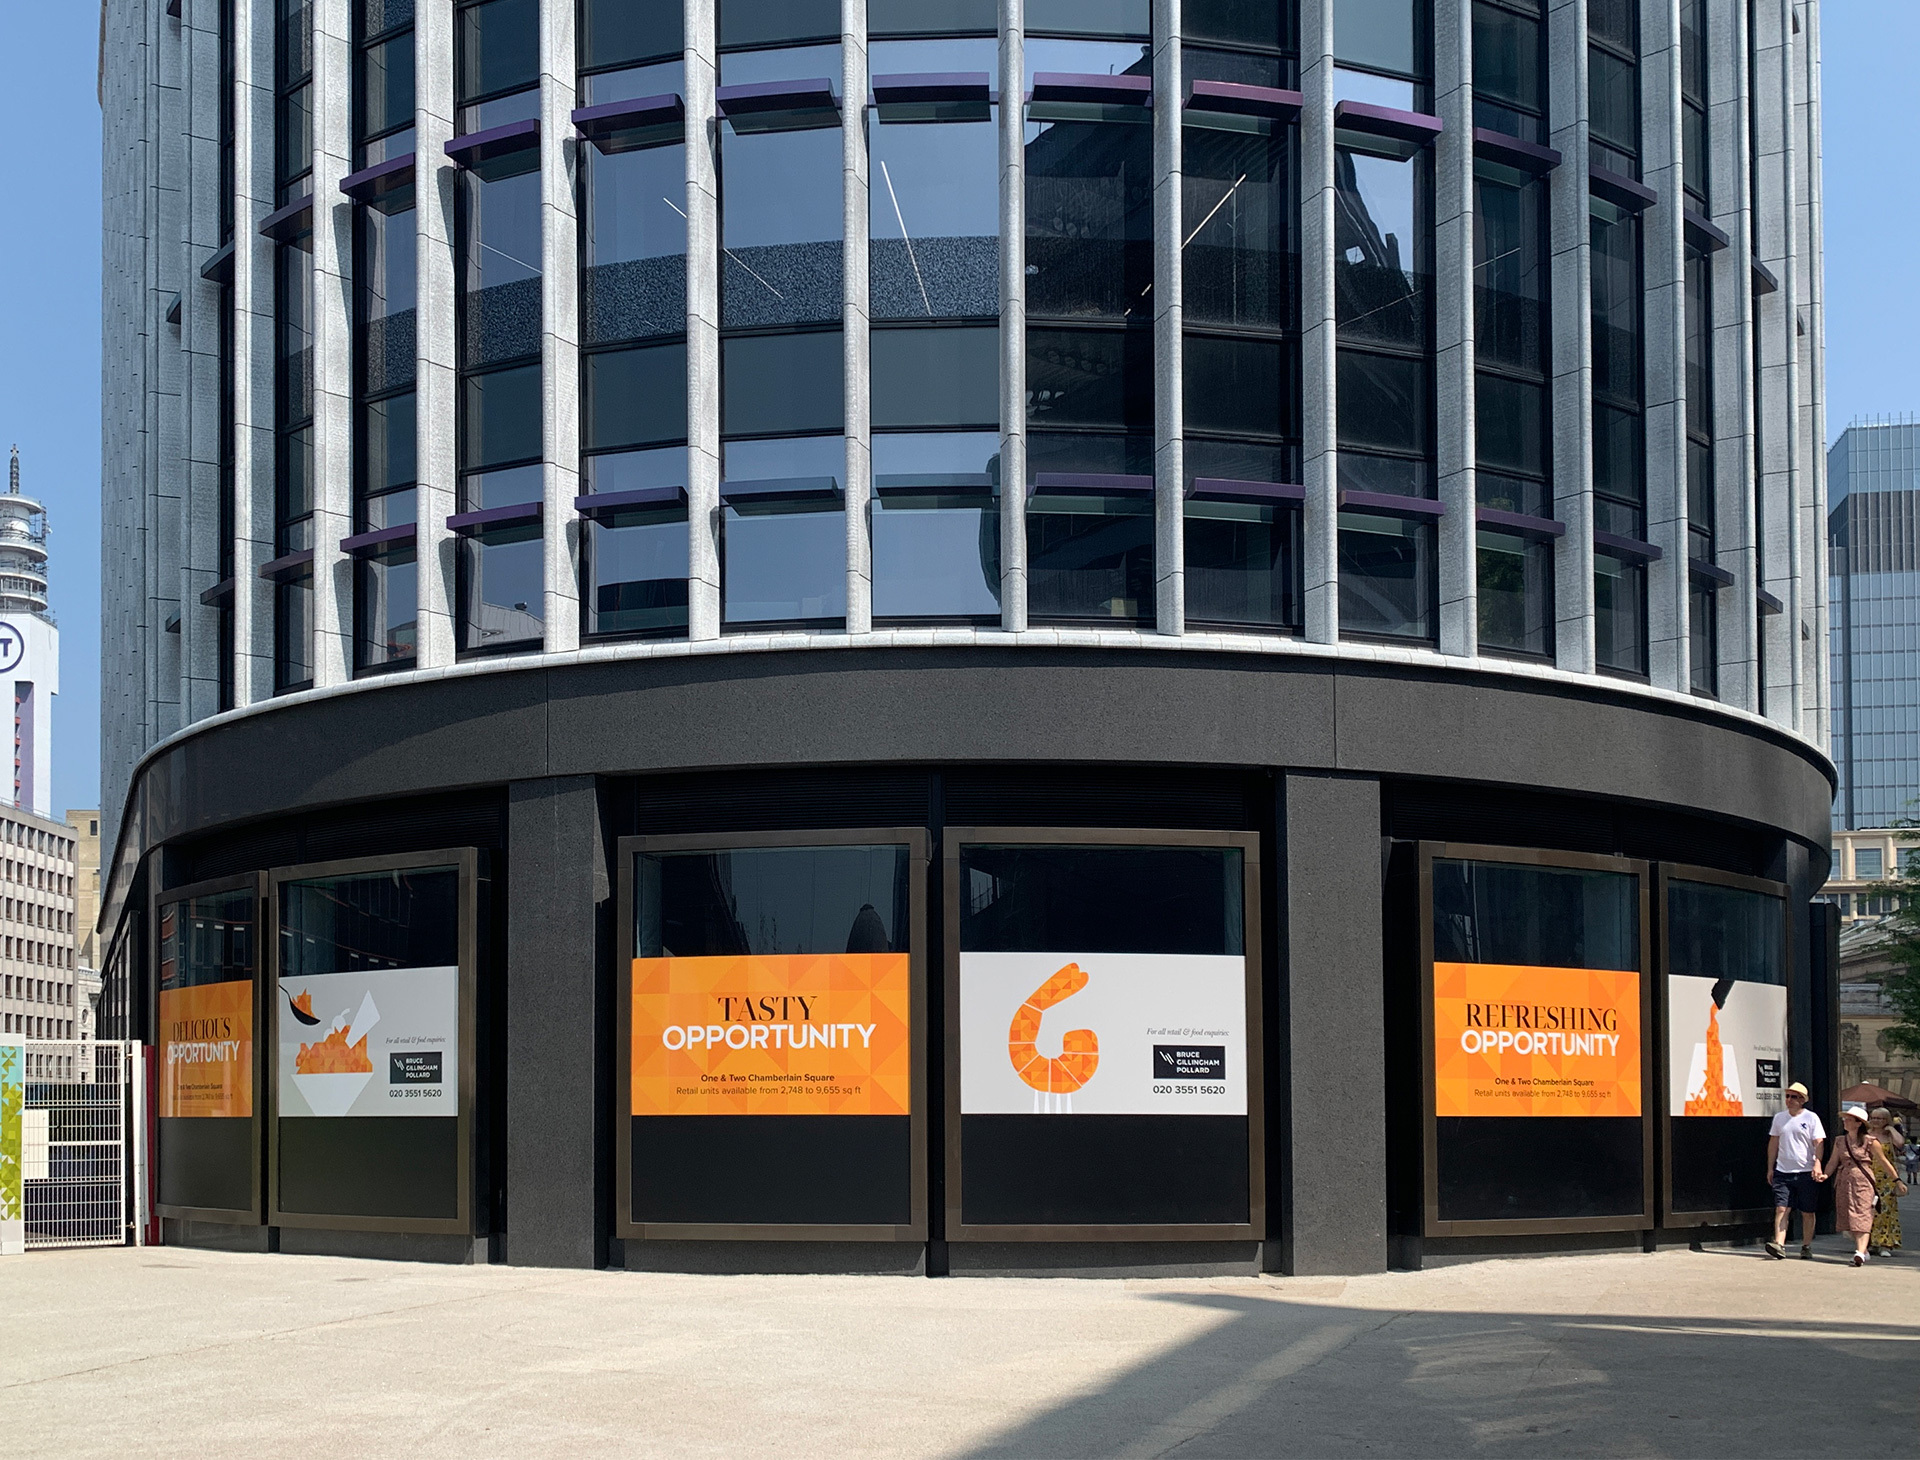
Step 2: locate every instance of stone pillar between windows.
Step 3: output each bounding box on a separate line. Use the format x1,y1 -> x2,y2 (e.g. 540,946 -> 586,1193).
844,0 -> 874,636
184,0 -> 226,726
1548,0 -> 1595,674
1434,0 -> 1476,658
1152,0 -> 1184,636
414,0 -> 458,669
1299,0 -> 1337,644
540,1 -> 582,652
233,0 -> 278,707
310,0 -> 355,689
684,0 -> 723,642
998,0 -> 1028,632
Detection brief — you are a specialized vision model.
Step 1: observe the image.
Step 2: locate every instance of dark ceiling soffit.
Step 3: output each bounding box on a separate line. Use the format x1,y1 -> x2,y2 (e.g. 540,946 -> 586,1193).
1752,257 -> 1780,295
719,476 -> 844,506
199,240 -> 235,284
1185,80 -> 1302,121
340,153 -> 417,203
1030,472 -> 1154,499
340,522 -> 419,558
1476,506 -> 1566,541
1688,557 -> 1736,587
198,577 -> 235,608
575,485 -> 690,518
1187,478 -> 1306,505
1588,164 -> 1657,212
1340,489 -> 1446,519
572,94 -> 686,152
258,194 -> 313,241
1683,208 -> 1731,253
448,501 -> 544,535
1594,530 -> 1663,563
259,548 -> 315,583
1472,127 -> 1561,174
1031,72 -> 1153,107
871,72 -> 992,107
1333,100 -> 1443,146
444,118 -> 541,170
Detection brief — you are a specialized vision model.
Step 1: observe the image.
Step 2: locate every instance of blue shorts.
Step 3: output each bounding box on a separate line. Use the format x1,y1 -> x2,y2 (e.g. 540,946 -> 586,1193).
1772,1169 -> 1820,1213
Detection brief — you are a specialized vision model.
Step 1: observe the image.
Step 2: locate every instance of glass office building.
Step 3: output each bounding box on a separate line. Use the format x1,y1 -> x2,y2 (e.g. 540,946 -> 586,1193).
1828,418 -> 1920,831
101,0 -> 1834,1273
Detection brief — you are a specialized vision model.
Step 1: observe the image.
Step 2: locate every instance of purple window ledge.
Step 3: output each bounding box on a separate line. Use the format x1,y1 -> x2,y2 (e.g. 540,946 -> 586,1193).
1688,557 -> 1735,587
1471,128 -> 1561,174
258,195 -> 313,241
1031,73 -> 1152,108
1030,472 -> 1153,499
199,241 -> 234,284
1593,530 -> 1662,563
720,477 -> 842,506
259,548 -> 314,582
1757,587 -> 1784,615
1187,478 -> 1305,505
1588,165 -> 1657,213
1475,506 -> 1564,541
874,473 -> 995,498
1339,490 -> 1445,519
1683,208 -> 1730,253
573,95 -> 685,153
1333,100 -> 1442,146
444,119 -> 541,170
574,486 -> 689,518
1185,80 -> 1302,121
341,523 -> 418,558
198,576 -> 235,608
1751,258 -> 1780,295
716,80 -> 839,124
340,153 -> 416,203
448,501 -> 543,536
871,73 -> 993,108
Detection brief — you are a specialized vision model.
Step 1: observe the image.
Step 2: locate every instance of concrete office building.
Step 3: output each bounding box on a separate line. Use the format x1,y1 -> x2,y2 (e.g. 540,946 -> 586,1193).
100,0 -> 1832,1273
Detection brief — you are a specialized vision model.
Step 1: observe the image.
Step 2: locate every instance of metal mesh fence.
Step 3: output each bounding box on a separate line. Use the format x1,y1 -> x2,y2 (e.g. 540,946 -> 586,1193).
21,1041 -> 132,1248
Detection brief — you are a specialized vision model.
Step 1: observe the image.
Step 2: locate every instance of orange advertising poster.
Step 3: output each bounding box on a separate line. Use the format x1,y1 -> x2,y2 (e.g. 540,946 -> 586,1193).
159,980 -> 254,1118
1433,962 -> 1641,1117
630,954 -> 911,1116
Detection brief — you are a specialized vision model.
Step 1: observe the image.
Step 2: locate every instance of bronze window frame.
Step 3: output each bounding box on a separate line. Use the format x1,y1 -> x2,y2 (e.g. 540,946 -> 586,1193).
942,826 -> 1266,1244
265,848 -> 481,1236
1417,840 -> 1655,1237
614,827 -> 932,1244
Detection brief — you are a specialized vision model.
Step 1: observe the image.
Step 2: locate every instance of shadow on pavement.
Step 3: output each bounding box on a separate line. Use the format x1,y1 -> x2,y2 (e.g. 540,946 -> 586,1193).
959,1281 -> 1917,1459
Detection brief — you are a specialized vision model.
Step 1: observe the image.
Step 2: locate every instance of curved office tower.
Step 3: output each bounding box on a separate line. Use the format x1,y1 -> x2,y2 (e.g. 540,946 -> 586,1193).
101,0 -> 1831,1271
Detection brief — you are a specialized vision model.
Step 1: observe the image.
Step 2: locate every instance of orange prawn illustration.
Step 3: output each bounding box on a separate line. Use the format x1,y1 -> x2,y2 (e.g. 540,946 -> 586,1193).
1007,963 -> 1100,1093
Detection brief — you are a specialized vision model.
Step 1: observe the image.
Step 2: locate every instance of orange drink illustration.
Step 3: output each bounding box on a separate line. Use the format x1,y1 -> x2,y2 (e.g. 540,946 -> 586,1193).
1683,1002 -> 1742,1115
1008,962 -> 1100,1101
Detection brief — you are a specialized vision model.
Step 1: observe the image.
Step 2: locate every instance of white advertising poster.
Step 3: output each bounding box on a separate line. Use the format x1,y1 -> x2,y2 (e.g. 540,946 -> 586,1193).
1668,975 -> 1788,1119
959,952 -> 1248,1115
277,966 -> 459,1118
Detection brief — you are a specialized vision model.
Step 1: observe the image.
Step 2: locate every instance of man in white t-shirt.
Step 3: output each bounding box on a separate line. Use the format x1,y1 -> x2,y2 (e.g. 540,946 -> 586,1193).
1766,1082 -> 1827,1259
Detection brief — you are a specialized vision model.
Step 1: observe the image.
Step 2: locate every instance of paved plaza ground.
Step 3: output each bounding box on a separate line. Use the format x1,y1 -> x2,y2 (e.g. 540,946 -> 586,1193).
3,1216 -> 1917,1457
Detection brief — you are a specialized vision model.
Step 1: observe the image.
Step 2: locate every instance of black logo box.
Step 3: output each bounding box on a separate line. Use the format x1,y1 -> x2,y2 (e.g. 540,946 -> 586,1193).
1153,1045 -> 1226,1080
390,1051 -> 443,1084
1755,1058 -> 1782,1090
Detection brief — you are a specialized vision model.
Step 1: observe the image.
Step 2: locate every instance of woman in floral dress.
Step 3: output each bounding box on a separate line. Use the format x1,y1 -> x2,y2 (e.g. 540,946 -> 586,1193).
1867,1107 -> 1905,1255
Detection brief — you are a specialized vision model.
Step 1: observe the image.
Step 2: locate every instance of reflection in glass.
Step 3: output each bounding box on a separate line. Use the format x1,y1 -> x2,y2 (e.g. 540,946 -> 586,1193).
1477,530 -> 1551,658
1594,552 -> 1646,675
636,846 -> 910,959
1336,141 -> 1430,499
722,435 -> 847,628
1590,206 -> 1643,539
280,867 -> 460,974
358,199 -> 418,395
872,431 -> 1002,620
959,844 -> 1244,955
461,530 -> 544,651
358,549 -> 418,669
869,115 -> 998,320
584,447 -> 690,640
1026,0 -> 1151,38
460,166 -> 542,369
1337,511 -> 1433,639
456,0 -> 537,107
1025,92 -> 1153,320
582,141 -> 687,344
1433,857 -> 1637,970
1027,491 -> 1154,623
1182,123 -> 1295,330
1471,0 -> 1542,141
1186,496 -> 1302,630
1332,0 -> 1423,79
1668,880 -> 1783,984
159,890 -> 255,991
721,122 -> 844,329
1185,0 -> 1292,53
581,0 -> 683,72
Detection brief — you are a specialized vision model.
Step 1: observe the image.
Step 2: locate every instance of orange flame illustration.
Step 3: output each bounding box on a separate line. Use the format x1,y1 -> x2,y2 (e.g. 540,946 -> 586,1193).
292,990 -> 313,1017
1008,963 -> 1100,1093
296,1024 -> 373,1074
1683,1003 -> 1743,1116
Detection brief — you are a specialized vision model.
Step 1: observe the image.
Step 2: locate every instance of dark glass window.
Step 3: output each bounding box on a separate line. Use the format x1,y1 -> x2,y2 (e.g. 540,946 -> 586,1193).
1587,0 -> 1637,177
585,341 -> 688,452
1027,326 -> 1152,436
718,0 -> 841,50
460,165 -> 542,370
1685,246 -> 1715,695
869,83 -> 997,321
1186,493 -> 1301,631
638,845 -> 909,957
1182,122 -> 1297,331
1594,551 -> 1646,676
1185,0 -> 1293,53
1333,0 -> 1423,80
1025,90 -> 1153,320
1472,169 -> 1546,379
961,844 -> 1244,954
1028,484 -> 1154,624
722,331 -> 845,438
872,326 -> 998,431
872,431 -> 1003,621
720,104 -> 843,330
1338,511 -> 1433,639
354,164 -> 419,673
1590,204 -> 1642,540
1434,857 -> 1636,967
357,4 -> 415,163
1668,880 -> 1784,985
1026,0 -> 1152,38
457,0 -> 538,108
583,446 -> 690,637
870,0 -> 999,36
1680,0 -> 1708,206
1477,530 -> 1551,657
357,197 -> 417,401
1183,334 -> 1294,442
721,435 -> 847,629
1689,582 -> 1717,695
276,0 -> 314,201
581,0 -> 683,71
580,137 -> 687,345
1472,0 -> 1543,141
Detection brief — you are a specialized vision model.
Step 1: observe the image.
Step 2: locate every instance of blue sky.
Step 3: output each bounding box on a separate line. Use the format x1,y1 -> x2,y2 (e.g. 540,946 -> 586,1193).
0,6 -> 1911,822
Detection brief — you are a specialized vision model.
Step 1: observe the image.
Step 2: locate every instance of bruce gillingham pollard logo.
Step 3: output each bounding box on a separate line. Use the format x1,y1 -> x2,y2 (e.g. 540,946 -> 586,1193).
960,952 -> 1248,1116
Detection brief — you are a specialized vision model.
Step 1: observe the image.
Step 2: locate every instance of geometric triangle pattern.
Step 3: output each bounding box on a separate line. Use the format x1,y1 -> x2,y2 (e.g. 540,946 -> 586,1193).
1433,962 -> 1641,1117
